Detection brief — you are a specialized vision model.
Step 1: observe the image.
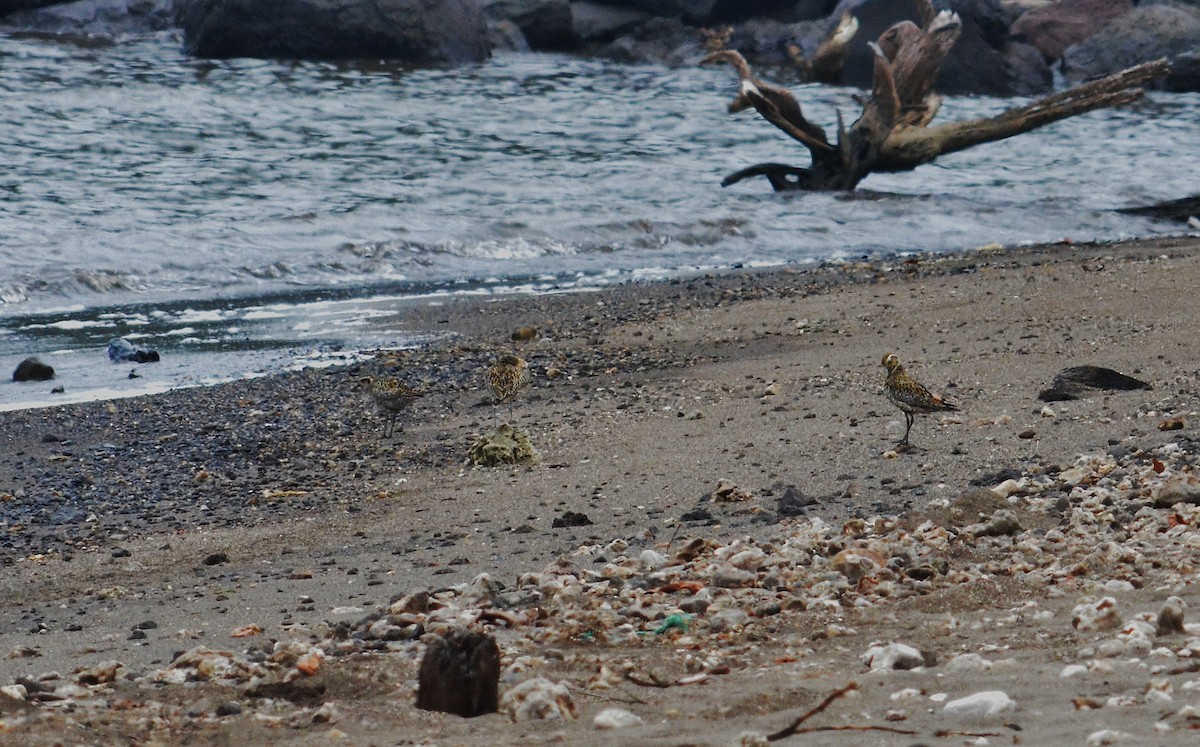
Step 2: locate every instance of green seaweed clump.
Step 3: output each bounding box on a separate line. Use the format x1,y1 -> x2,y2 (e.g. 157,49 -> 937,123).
468,424 -> 537,467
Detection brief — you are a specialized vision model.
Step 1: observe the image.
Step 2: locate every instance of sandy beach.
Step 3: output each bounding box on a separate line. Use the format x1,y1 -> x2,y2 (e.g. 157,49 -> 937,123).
2,235 -> 1200,745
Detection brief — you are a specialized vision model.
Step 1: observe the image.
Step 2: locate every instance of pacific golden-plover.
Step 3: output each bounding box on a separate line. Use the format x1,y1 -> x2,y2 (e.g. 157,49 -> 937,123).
486,354 -> 531,410
360,375 -> 423,438
881,352 -> 958,447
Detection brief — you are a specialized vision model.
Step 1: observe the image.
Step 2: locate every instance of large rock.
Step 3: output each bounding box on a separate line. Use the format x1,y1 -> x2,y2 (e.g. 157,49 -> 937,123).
1062,4 -> 1200,82
0,0 -> 175,36
12,357 -> 54,382
832,0 -> 1051,96
1010,0 -> 1134,63
1166,48 -> 1200,92
0,0 -> 61,17
585,0 -> 717,25
485,0 -> 575,50
176,0 -> 490,64
594,15 -> 697,64
708,0 -> 838,24
571,0 -> 652,44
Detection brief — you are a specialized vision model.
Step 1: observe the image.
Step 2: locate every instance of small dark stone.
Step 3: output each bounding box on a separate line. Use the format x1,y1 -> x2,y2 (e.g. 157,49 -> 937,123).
680,508 -> 714,523
128,629 -> 147,640
203,552 -> 229,566
969,467 -> 1022,487
40,434 -> 61,443
111,547 -> 131,558
13,357 -> 54,382
1018,429 -> 1037,439
755,602 -> 782,617
907,565 -> 937,581
134,620 -> 158,630
246,679 -> 326,703
776,485 -> 816,516
551,511 -> 592,528
511,524 -> 535,534
678,598 -> 710,615
216,701 -> 243,717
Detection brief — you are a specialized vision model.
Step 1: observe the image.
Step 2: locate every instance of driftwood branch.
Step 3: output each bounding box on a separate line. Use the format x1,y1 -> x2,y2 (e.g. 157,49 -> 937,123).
707,0 -> 1171,192
766,682 -> 858,741
876,58 -> 1171,172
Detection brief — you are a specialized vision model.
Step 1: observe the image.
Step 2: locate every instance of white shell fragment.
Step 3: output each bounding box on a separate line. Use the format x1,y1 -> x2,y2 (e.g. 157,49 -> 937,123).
942,690 -> 1016,721
500,677 -> 577,722
862,642 -> 924,671
593,707 -> 643,729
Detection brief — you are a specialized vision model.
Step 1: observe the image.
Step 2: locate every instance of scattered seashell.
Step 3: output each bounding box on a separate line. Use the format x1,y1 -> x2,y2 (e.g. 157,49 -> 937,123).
1072,597 -> 1120,632
942,690 -> 1016,721
593,707 -> 643,729
1086,729 -> 1132,746
500,677 -> 576,722
230,624 -> 264,638
862,642 -> 924,671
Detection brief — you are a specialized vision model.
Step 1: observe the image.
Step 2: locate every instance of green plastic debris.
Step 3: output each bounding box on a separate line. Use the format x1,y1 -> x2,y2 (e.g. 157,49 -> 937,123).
655,613 -> 690,635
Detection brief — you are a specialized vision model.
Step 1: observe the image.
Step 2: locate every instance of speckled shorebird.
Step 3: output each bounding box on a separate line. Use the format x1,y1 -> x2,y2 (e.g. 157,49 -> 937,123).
486,354 -> 531,409
360,376 -> 423,438
881,352 -> 958,447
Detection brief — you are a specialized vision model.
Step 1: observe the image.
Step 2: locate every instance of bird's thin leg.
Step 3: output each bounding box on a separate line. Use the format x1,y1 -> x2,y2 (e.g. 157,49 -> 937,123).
385,414 -> 396,439
901,413 -> 913,445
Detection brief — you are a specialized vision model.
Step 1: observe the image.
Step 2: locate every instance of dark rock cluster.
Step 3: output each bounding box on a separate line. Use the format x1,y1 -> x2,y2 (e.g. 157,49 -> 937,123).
1,0 -> 1196,93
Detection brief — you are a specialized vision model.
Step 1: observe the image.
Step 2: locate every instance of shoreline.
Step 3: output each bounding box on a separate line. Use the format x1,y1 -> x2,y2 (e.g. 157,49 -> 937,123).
2,234 -> 1200,745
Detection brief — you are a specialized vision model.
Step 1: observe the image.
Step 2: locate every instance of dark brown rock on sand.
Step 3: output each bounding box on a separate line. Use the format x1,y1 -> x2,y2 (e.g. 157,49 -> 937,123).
12,356 -> 53,382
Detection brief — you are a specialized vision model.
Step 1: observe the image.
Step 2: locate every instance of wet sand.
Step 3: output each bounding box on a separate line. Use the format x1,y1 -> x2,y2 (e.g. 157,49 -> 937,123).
2,235 -> 1199,745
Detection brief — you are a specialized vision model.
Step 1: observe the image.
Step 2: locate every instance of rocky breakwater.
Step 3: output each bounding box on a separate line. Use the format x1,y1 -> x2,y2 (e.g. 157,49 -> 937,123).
5,1 -> 1199,92
480,0 -> 1200,96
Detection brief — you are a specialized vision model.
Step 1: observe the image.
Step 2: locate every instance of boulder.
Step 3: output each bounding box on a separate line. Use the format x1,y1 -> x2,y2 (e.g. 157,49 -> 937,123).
1062,4 -> 1200,82
586,0 -> 718,25
594,15 -> 697,65
571,0 -> 653,44
708,0 -> 838,24
831,0 -> 1051,96
1010,0 -> 1134,63
0,0 -> 175,36
175,0 -> 490,64
484,0 -> 575,50
725,18 -> 828,67
12,357 -> 54,382
1166,48 -> 1200,91
0,0 -> 62,17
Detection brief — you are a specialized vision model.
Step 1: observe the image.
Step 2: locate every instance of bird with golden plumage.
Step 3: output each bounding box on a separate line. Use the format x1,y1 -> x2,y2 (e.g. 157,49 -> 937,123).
360,375 -> 424,438
881,352 -> 958,447
486,354 -> 531,416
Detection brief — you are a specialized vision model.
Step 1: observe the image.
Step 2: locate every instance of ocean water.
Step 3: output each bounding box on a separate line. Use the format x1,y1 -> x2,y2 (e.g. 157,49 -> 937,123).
1,32 -> 1197,409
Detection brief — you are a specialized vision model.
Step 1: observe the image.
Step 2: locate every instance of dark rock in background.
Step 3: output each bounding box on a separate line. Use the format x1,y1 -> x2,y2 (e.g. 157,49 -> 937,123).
0,0 -> 176,37
1166,49 -> 1200,91
1062,4 -> 1200,83
484,0 -> 576,50
0,0 -> 65,16
175,0 -> 490,64
831,0 -> 1051,96
1010,0 -> 1134,63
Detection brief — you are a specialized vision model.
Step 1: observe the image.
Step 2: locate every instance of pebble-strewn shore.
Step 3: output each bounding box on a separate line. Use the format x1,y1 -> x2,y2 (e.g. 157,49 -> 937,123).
2,236 -> 1199,745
